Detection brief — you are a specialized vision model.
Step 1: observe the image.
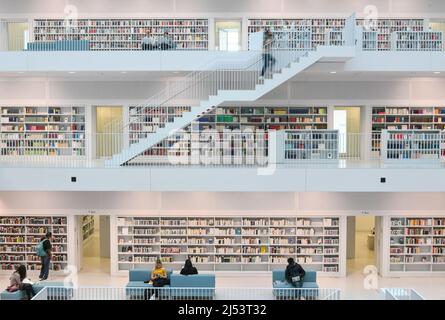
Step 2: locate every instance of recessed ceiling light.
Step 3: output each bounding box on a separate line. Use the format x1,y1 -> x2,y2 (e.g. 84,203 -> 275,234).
434,71 -> 441,74
173,71 -> 180,74
330,71 -> 337,74
121,71 -> 127,74
68,71 -> 76,74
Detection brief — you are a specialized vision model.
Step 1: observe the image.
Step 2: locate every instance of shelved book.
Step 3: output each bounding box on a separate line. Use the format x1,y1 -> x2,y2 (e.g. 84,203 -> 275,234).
0,106 -> 86,156
389,216 -> 445,273
370,106 -> 445,154
33,18 -> 209,51
115,216 -> 341,274
0,216 -> 68,272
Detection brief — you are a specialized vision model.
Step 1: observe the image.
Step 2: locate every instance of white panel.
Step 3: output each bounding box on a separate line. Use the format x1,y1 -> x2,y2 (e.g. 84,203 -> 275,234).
0,168 -> 151,191
150,167 -> 307,191
174,0 -> 277,13
211,192 -> 296,211
47,81 -> 164,100
0,80 -> 46,99
289,81 -> 411,101
298,192 -> 445,212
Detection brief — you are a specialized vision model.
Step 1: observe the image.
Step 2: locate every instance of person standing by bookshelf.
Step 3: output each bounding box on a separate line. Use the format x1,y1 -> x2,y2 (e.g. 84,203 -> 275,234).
141,29 -> 156,50
37,232 -> 53,281
260,29 -> 276,80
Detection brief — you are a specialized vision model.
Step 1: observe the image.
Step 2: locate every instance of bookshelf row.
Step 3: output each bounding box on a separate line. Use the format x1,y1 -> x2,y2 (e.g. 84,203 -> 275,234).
0,106 -> 86,156
247,18 -> 346,49
362,30 -> 442,51
82,215 -> 95,242
33,19 -> 209,50
283,130 -> 338,161
357,19 -> 429,51
0,216 -> 68,272
115,216 -> 342,274
381,130 -> 442,161
371,106 -> 445,153
389,217 -> 445,273
128,105 -> 328,161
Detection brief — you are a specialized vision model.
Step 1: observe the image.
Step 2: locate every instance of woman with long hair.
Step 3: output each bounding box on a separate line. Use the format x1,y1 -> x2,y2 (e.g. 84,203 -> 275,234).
7,264 -> 35,300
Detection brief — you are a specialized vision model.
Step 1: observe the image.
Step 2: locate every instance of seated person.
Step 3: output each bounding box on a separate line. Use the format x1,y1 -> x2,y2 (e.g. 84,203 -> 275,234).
159,31 -> 176,50
7,264 -> 35,300
144,259 -> 170,299
180,259 -> 198,275
141,29 -> 157,50
285,257 -> 306,288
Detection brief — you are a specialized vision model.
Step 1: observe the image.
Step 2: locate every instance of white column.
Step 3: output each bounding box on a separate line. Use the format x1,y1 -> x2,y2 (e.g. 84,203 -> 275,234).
109,215 -> 118,276
208,17 -> 215,51
360,105 -> 372,161
327,105 -> 335,129
339,216 -> 348,277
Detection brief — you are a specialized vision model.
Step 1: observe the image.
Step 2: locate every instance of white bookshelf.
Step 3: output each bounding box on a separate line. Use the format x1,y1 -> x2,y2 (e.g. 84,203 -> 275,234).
128,106 -> 329,164
385,216 -> 445,276
361,31 -> 378,51
113,216 -> 344,276
247,18 -> 346,49
282,130 -> 339,161
0,106 -> 86,157
371,106 -> 445,155
391,31 -> 443,51
82,215 -> 95,243
356,18 -> 428,51
381,129 -> 441,162
0,216 -> 69,274
128,105 -> 191,158
33,18 -> 209,50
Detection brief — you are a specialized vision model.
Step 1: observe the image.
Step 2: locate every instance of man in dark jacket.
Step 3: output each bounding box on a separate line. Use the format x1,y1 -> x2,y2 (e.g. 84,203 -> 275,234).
285,257 -> 306,299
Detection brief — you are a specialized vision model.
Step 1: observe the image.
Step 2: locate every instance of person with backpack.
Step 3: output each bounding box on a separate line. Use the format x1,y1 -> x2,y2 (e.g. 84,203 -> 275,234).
7,264 -> 35,300
36,232 -> 53,281
180,258 -> 198,275
285,257 -> 306,299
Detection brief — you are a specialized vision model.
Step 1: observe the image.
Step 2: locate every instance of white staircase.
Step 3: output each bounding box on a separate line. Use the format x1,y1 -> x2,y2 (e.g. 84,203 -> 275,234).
106,45 -> 355,167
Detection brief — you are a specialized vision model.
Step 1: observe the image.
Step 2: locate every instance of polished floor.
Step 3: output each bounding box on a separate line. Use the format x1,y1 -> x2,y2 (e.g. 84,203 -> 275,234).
2,231 -> 445,300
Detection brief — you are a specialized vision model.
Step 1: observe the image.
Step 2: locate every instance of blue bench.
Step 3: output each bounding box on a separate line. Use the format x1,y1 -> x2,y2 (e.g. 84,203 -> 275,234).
125,269 -> 173,299
1,281 -> 73,300
0,289 -> 25,300
169,274 -> 215,300
272,270 -> 319,300
27,40 -> 90,51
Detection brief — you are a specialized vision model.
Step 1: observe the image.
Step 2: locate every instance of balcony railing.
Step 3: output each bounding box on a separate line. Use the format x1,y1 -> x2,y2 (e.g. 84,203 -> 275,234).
30,286 -> 341,301
381,288 -> 424,300
2,130 -> 445,168
1,16 -> 442,52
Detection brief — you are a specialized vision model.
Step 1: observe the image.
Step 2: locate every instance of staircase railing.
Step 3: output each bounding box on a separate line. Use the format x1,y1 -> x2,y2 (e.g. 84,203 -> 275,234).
103,32 -> 313,160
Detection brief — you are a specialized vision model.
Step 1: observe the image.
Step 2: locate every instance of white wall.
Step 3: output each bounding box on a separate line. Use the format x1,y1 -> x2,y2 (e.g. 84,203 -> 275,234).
1,191 -> 445,215
1,0 -> 445,18
2,78 -> 445,106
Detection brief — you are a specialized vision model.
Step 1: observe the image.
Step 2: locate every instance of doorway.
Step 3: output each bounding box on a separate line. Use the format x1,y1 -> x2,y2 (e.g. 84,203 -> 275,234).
77,215 -> 110,274
0,20 -> 29,51
347,216 -> 377,274
333,106 -> 361,158
215,20 -> 242,51
95,106 -> 123,158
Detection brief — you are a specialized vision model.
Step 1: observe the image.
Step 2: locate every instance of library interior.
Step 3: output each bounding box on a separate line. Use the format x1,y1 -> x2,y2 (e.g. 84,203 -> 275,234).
1,0 -> 445,302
